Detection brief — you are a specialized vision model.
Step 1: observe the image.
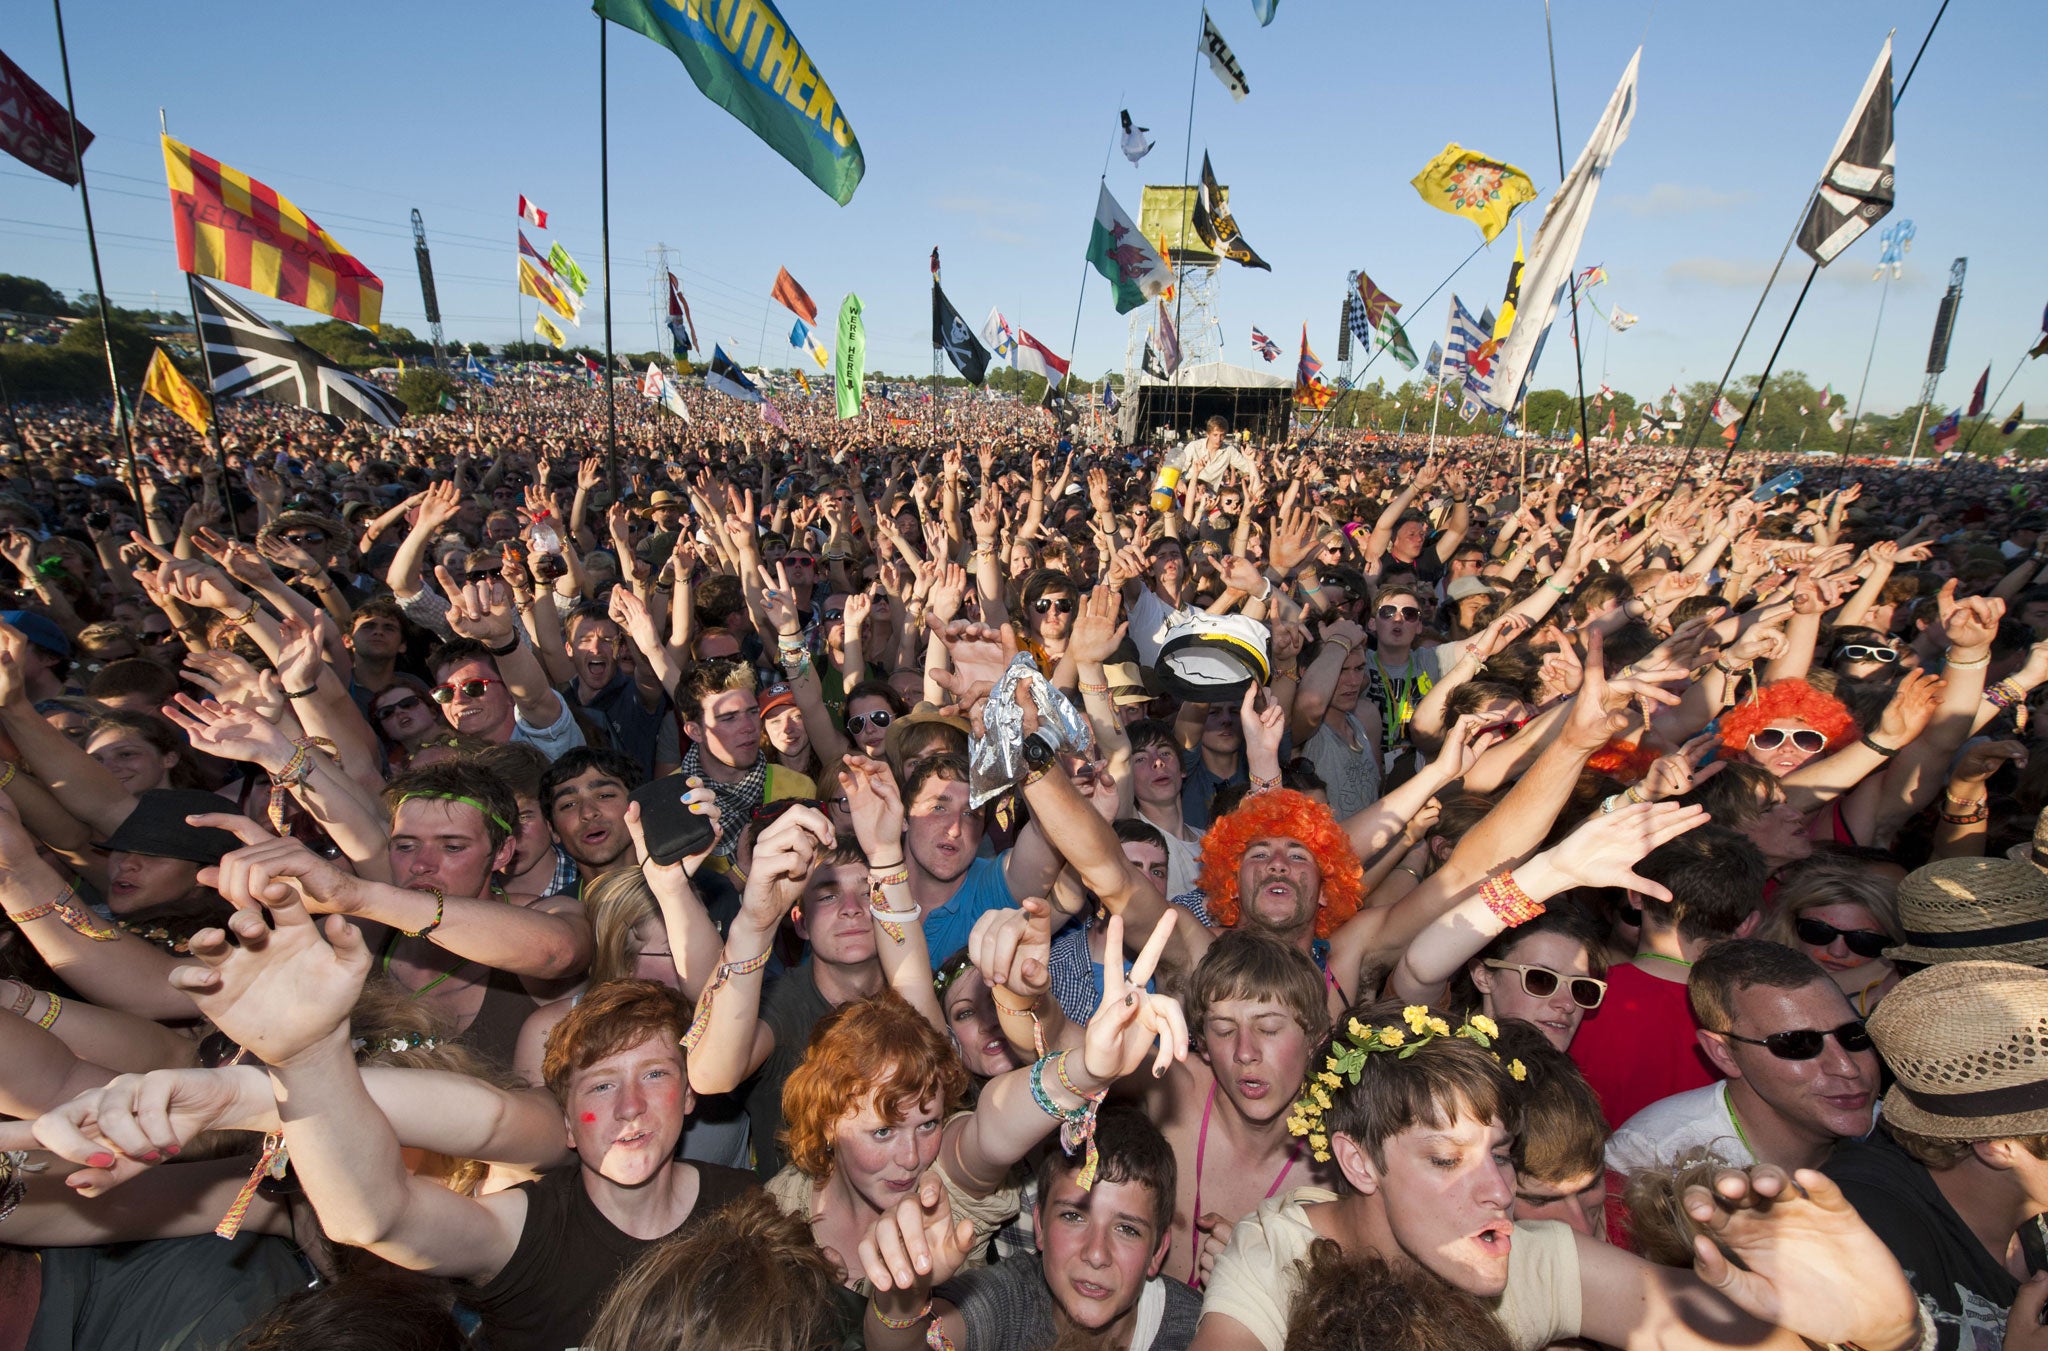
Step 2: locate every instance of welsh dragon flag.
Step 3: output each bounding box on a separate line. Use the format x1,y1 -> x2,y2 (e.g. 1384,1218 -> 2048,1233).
1086,184 -> 1173,314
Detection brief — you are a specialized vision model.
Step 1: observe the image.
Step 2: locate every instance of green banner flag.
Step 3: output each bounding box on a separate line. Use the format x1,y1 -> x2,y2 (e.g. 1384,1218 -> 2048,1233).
593,0 -> 864,207
835,292 -> 865,419
547,242 -> 590,297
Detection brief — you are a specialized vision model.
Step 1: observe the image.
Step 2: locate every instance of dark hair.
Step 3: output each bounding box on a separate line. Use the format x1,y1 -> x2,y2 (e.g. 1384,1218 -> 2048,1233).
1186,930 -> 1331,1050
428,638 -> 499,684
843,678 -> 908,725
1114,817 -> 1167,851
540,746 -> 646,806
382,759 -> 520,853
350,596 -> 405,631
1126,717 -> 1179,758
1635,826 -> 1766,944
1685,760 -> 1778,830
1320,1001 -> 1519,1173
1284,1241 -> 1513,1351
678,658 -> 757,723
464,741 -> 551,802
235,1269 -> 464,1351
85,657 -> 177,703
1034,1104 -> 1178,1237
904,751 -> 973,810
1494,1019 -> 1609,1186
1688,938 -> 1836,1034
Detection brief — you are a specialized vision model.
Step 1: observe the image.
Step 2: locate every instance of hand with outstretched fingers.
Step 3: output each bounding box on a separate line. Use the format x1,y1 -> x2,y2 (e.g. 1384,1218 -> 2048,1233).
1641,731 -> 1725,802
967,895 -> 1053,1001
1076,912 -> 1189,1088
858,1170 -> 976,1305
840,755 -> 906,864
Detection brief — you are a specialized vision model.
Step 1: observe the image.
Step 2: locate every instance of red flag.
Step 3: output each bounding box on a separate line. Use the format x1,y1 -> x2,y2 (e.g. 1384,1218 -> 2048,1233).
666,272 -> 697,353
1722,422 -> 1740,447
1968,364 -> 1990,418
0,48 -> 91,186
518,194 -> 548,229
580,354 -> 601,385
770,267 -> 818,325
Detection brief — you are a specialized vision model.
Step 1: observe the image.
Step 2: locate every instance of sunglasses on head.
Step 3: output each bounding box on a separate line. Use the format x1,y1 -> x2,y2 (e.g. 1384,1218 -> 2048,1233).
1719,1019 -> 1873,1061
375,693 -> 425,719
1749,727 -> 1829,754
1377,604 -> 1422,621
1794,916 -> 1890,960
847,709 -> 893,735
1033,596 -> 1077,615
1482,960 -> 1607,1009
430,677 -> 503,704
1837,645 -> 1899,664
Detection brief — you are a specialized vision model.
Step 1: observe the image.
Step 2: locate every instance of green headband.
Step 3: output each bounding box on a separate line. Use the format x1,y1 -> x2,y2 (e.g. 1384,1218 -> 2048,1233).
395,792 -> 512,835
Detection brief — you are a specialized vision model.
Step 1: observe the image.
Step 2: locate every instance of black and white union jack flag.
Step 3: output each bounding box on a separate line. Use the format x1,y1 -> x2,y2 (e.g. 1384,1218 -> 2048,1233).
191,278 -> 404,428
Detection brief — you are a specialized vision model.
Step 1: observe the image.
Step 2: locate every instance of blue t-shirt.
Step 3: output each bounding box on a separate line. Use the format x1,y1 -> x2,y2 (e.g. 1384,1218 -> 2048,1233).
920,855 -> 1014,969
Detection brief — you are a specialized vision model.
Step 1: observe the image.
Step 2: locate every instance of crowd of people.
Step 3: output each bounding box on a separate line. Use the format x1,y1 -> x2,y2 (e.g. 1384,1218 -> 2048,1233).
0,373 -> 2046,1351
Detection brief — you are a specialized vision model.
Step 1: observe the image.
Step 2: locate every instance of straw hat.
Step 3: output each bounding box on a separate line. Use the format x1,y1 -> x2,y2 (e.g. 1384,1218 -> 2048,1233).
1885,857 -> 2048,967
2004,806 -> 2048,869
1869,960 -> 2048,1140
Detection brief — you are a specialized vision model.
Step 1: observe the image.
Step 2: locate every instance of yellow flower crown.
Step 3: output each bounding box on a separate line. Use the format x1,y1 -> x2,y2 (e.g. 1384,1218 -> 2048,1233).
1285,1007 -> 1528,1163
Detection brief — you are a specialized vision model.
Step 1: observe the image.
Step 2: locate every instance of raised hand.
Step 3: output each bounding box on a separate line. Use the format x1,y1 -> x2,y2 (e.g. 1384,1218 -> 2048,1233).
1066,585 -> 1128,667
967,895 -> 1053,1002
1079,912 -> 1189,1085
858,1171 -> 977,1299
1432,713 -> 1505,779
736,803 -> 834,933
928,618 -> 1017,714
434,564 -> 517,646
162,694 -> 296,769
1533,800 -> 1709,898
1238,684 -> 1285,772
182,648 -> 273,711
839,755 -> 906,863
753,562 -> 803,636
1951,737 -> 2027,785
27,1068 -> 253,1196
1937,579 -> 2005,654
1874,669 -> 1946,747
1641,731 -> 1725,801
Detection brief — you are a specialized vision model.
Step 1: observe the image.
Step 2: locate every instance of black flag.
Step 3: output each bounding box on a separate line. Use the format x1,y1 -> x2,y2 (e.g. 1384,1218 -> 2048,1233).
932,282 -> 991,385
1191,153 -> 1271,272
1797,37 -> 1894,266
190,278 -> 403,428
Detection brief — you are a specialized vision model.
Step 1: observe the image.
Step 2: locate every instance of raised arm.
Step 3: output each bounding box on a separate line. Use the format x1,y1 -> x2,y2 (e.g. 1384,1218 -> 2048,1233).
434,564 -> 570,734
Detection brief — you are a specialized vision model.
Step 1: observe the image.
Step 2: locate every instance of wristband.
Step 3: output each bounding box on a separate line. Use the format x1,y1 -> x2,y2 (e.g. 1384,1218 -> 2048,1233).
36,991 -> 61,1031
283,684 -> 319,701
1479,870 -> 1545,927
399,886 -> 447,939
679,948 -> 773,1051
1945,651 -> 1991,670
1860,734 -> 1899,758
487,632 -> 522,657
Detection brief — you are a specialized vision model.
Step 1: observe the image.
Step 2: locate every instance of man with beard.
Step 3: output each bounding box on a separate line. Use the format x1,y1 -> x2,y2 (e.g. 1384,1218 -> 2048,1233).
540,747 -> 643,883
1190,996 -> 1930,1351
560,606 -> 670,779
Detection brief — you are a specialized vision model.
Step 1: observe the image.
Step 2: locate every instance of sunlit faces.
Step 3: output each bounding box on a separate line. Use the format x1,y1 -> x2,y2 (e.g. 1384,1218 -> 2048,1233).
1707,980 -> 1878,1144
763,703 -> 809,760
1470,931 -> 1599,1052
687,688 -> 762,770
1121,839 -> 1170,891
1370,594 -> 1424,648
792,862 -> 876,968
562,1032 -> 693,1186
433,657 -> 516,741
1199,702 -> 1242,755
832,1092 -> 945,1215
944,966 -> 1020,1079
1131,742 -> 1184,808
1030,589 -> 1078,643
1198,997 -> 1314,1125
1334,1112 -> 1517,1298
1234,836 -> 1324,935
627,914 -> 679,988
547,765 -> 634,871
1742,717 -> 1830,778
1512,1168 -> 1607,1240
906,776 -> 983,884
1036,1172 -> 1172,1333
567,613 -> 625,692
86,727 -> 175,794
696,632 -> 742,663
387,796 -> 513,897
845,692 -> 895,758
348,612 -> 405,662
105,850 -> 202,917
1330,645 -> 1369,713
507,796 -> 555,876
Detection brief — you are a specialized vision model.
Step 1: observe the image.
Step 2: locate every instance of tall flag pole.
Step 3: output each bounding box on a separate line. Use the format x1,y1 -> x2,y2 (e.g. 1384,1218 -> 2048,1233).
597,13 -> 616,483
1543,0 -> 1598,483
47,0 -> 139,495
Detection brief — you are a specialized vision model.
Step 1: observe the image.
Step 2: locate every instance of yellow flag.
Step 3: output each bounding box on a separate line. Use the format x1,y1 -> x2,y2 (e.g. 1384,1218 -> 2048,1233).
519,257 -> 578,325
141,348 -> 211,434
1494,222 -> 1524,342
1410,143 -> 1536,244
797,370 -> 811,395
534,312 -> 566,348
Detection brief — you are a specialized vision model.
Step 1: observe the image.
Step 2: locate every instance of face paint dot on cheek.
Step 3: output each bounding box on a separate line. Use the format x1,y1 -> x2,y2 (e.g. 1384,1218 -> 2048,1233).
581,1112 -> 597,1124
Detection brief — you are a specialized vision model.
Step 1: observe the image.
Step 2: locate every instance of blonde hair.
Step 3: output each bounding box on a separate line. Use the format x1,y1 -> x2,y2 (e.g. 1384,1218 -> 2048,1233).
1762,855 -> 1902,948
582,868 -> 665,987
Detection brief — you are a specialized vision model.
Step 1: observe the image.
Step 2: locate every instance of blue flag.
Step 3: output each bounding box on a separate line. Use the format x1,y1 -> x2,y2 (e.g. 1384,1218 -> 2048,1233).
464,354 -> 497,388
706,345 -> 763,403
1251,0 -> 1279,25
790,319 -> 810,349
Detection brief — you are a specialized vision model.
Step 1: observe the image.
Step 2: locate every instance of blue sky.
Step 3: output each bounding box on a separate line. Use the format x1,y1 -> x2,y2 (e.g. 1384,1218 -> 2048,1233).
5,0 -> 2044,417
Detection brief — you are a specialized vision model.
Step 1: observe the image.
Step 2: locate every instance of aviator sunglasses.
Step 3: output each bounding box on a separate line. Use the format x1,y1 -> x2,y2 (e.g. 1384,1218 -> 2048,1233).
1748,727 -> 1829,754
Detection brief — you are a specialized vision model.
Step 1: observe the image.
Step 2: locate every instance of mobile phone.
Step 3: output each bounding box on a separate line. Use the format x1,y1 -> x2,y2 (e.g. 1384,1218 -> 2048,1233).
629,779 -> 717,866
85,511 -> 111,530
2020,1213 -> 2048,1277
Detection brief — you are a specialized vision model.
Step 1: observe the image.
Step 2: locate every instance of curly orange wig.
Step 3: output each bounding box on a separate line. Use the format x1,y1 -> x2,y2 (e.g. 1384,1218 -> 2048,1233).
779,991 -> 970,1180
1587,738 -> 1661,784
1717,678 -> 1858,757
1198,788 -> 1365,940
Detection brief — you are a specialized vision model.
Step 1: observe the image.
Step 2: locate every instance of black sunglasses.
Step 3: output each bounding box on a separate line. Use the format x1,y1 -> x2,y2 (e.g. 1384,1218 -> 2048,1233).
281,530 -> 326,548
1482,960 -> 1607,1009
1836,645 -> 1899,664
1719,1019 -> 1873,1061
375,693 -> 425,719
847,709 -> 893,735
1033,596 -> 1077,615
463,568 -> 502,584
1377,604 -> 1422,621
1794,916 -> 1890,960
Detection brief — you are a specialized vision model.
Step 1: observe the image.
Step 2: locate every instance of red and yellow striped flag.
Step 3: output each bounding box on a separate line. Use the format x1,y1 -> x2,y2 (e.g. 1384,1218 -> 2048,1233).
161,134 -> 383,329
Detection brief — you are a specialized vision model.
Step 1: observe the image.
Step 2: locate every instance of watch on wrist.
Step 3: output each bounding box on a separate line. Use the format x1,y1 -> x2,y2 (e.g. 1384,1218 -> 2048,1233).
1022,732 -> 1058,770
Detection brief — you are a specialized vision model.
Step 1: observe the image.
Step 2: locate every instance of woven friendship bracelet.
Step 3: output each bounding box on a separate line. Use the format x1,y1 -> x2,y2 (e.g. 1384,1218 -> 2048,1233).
679,949 -> 773,1051
214,1131 -> 288,1239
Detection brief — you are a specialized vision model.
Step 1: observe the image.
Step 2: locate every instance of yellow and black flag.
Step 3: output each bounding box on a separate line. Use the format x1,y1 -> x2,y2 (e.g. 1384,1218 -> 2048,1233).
141,347 -> 210,434
1191,153 -> 1269,272
1492,223 -> 1524,343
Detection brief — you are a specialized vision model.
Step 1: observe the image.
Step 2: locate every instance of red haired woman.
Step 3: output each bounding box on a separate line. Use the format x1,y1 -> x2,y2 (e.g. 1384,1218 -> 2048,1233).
1714,674 -> 1944,846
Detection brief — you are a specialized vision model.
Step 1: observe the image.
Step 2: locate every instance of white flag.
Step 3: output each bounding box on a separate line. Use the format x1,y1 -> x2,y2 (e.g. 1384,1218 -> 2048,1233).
1829,406 -> 1848,433
1199,10 -> 1250,101
1608,306 -> 1637,331
979,307 -> 1018,363
1119,110 -> 1154,164
1482,49 -> 1639,412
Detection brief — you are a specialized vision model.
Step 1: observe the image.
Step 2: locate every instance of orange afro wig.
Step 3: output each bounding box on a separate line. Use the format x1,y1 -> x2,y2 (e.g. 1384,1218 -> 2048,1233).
1198,788 -> 1364,939
1717,678 -> 1858,756
1588,738 -> 1661,784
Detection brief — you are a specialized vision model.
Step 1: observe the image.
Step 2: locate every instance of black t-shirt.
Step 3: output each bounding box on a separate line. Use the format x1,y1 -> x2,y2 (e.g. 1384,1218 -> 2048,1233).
469,1160 -> 757,1351
745,958 -> 835,1180
1824,1131 -> 2017,1351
